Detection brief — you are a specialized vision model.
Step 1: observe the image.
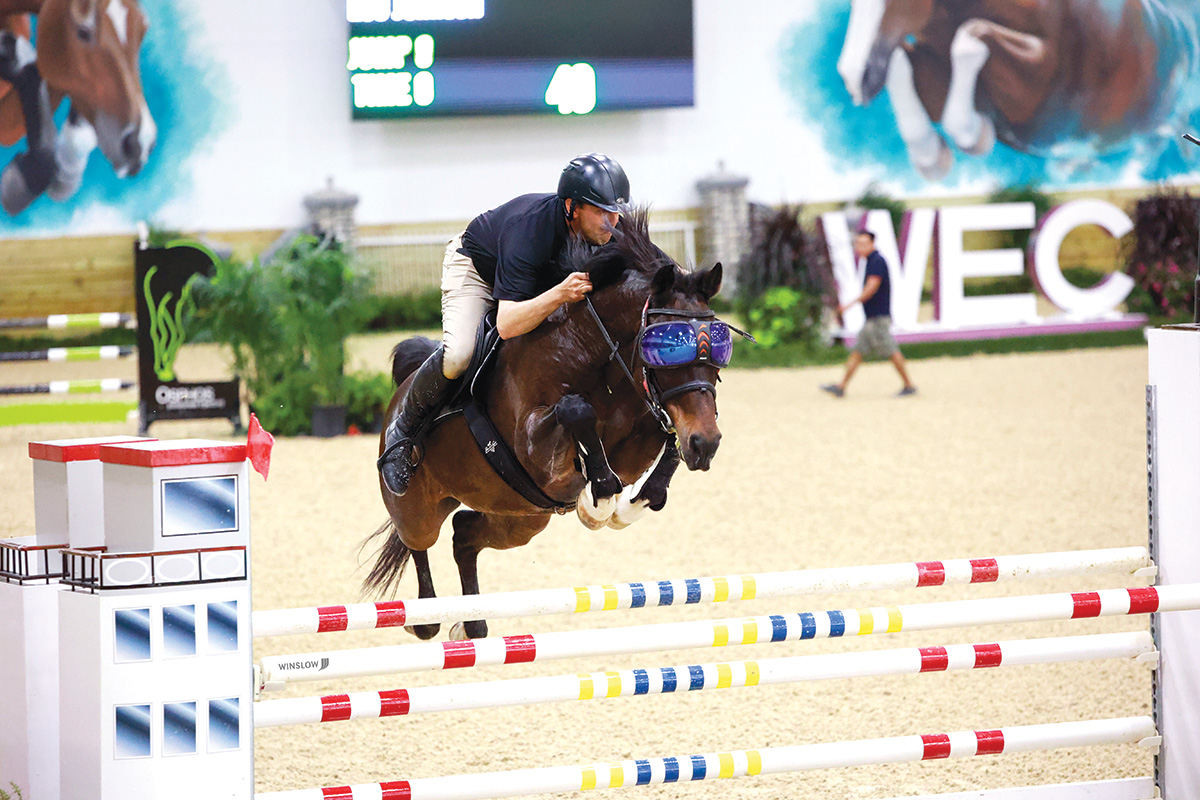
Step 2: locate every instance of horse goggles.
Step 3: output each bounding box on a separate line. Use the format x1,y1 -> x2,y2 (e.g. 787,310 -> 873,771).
639,318 -> 735,368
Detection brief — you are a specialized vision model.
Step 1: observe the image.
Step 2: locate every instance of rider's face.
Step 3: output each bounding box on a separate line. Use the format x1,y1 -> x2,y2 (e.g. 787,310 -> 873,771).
570,201 -> 619,245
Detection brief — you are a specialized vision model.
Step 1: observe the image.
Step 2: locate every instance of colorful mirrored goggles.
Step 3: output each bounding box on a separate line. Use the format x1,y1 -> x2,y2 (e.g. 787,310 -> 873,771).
639,319 -> 736,368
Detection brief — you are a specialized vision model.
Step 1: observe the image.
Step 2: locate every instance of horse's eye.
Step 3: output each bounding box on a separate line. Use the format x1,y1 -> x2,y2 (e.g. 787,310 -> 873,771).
76,23 -> 94,43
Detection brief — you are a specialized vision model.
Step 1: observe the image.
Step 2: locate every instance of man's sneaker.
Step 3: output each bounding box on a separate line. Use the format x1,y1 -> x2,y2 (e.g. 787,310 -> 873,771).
820,383 -> 845,398
898,385 -> 917,397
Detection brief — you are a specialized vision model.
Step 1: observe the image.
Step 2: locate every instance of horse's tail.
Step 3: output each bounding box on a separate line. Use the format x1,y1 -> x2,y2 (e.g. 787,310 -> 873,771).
391,337 -> 439,386
359,518 -> 411,598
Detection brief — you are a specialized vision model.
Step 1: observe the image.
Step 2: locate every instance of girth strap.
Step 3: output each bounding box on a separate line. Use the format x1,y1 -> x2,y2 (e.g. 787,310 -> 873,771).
461,402 -> 574,512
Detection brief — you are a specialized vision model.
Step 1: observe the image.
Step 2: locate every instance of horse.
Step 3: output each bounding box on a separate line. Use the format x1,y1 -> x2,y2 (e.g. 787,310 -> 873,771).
837,0 -> 1198,180
363,210 -> 731,641
0,0 -> 155,215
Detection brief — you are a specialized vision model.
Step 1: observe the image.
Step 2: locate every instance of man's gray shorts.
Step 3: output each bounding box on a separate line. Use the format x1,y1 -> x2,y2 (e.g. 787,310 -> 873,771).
854,316 -> 899,359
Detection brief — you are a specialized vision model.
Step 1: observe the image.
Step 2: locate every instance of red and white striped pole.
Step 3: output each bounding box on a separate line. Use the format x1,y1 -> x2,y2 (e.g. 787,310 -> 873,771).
256,584 -> 1198,691
251,546 -> 1152,638
252,716 -> 1158,800
253,631 -> 1154,728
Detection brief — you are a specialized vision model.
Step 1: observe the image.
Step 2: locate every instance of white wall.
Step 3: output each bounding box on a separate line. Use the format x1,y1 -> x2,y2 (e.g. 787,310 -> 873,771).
165,0 -> 835,232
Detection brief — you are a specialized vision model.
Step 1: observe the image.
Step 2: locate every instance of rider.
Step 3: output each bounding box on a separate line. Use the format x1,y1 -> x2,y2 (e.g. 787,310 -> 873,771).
377,152 -> 631,496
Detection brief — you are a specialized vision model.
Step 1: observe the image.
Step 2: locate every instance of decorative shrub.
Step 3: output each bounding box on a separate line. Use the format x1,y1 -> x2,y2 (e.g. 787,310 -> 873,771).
743,287 -> 824,349
189,235 -> 374,436
1124,188 -> 1198,319
365,288 -> 443,331
735,205 -> 834,351
345,370 -> 396,433
986,184 -> 1055,252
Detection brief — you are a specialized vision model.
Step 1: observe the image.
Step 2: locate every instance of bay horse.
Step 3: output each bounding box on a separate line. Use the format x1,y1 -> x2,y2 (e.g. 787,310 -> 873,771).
363,210 -> 731,640
0,0 -> 155,215
837,0 -> 1198,179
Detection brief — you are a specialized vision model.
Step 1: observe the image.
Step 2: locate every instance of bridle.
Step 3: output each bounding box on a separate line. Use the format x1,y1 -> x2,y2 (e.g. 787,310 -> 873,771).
582,296 -> 752,436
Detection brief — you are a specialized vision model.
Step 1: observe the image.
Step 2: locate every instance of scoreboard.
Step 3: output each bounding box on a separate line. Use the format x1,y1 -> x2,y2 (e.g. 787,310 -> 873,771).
346,0 -> 694,118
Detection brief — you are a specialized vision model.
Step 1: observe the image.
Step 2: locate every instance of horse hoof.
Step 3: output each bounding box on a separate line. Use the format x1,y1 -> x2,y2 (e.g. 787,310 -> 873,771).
576,484 -> 617,529
608,496 -> 651,530
449,619 -> 488,639
448,622 -> 469,641
915,138 -> 953,181
962,115 -> 995,157
404,622 -> 440,640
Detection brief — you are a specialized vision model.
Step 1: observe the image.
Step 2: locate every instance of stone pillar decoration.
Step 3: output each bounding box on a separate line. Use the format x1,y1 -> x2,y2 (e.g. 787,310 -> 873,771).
303,177 -> 360,250
696,162 -> 751,294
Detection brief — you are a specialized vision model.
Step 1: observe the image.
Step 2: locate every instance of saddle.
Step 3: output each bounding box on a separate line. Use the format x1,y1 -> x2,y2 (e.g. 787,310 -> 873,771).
431,310 -> 573,512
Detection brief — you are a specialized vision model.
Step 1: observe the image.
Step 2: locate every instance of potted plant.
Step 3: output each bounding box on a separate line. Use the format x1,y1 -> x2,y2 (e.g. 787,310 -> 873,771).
189,234 -> 373,437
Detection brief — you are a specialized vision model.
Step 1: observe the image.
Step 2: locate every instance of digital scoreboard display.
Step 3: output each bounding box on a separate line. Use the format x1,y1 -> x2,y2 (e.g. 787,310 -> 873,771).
346,0 -> 694,118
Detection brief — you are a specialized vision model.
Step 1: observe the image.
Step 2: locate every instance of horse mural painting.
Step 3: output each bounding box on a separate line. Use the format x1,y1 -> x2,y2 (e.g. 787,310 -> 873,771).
837,0 -> 1199,180
0,0 -> 154,215
364,211 -> 738,641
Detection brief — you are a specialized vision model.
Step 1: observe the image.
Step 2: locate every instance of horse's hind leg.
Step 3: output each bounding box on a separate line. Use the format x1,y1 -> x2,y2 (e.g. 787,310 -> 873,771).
450,510 -> 552,640
406,549 -> 442,640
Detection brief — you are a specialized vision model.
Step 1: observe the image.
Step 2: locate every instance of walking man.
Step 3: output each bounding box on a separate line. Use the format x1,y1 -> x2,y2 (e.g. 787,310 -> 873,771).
822,231 -> 916,398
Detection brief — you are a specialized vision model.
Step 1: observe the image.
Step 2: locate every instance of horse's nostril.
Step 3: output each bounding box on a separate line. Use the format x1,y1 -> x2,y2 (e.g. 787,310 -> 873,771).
121,129 -> 140,162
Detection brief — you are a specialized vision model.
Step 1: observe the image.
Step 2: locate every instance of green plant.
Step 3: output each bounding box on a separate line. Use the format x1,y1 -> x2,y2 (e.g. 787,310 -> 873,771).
277,236 -> 374,406
742,286 -> 824,350
365,289 -> 442,330
0,782 -> 23,800
735,205 -> 833,352
856,184 -> 906,233
189,234 -> 374,436
986,184 -> 1054,252
1124,188 -> 1198,319
345,369 -> 396,432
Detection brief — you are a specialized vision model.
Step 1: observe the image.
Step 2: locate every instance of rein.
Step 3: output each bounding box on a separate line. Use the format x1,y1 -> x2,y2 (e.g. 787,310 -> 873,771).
582,296 -> 676,435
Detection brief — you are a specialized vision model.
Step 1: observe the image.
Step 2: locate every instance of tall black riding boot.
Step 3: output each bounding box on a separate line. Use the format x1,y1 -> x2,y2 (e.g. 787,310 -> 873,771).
377,346 -> 456,496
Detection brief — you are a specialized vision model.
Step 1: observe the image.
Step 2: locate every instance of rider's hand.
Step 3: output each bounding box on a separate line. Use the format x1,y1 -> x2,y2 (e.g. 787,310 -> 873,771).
558,272 -> 593,304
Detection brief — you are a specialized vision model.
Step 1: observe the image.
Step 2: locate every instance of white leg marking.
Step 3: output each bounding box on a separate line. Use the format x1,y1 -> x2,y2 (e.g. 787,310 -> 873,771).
607,485 -> 652,530
837,0 -> 886,105
448,622 -> 469,641
49,114 -> 97,201
576,483 -> 617,531
885,48 -> 953,179
942,22 -> 995,155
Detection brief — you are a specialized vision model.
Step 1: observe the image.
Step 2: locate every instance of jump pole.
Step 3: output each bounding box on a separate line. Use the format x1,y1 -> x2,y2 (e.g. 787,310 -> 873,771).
252,546 -> 1153,638
253,630 -> 1155,728
256,583 -> 1200,690
252,716 -> 1159,800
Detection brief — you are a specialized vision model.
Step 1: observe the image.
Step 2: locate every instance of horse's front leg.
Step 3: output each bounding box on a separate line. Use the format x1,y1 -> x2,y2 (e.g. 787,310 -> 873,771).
939,20 -> 1047,157
555,393 -> 623,530
0,30 -> 56,214
47,108 -> 95,202
886,47 -> 953,180
608,438 -> 681,530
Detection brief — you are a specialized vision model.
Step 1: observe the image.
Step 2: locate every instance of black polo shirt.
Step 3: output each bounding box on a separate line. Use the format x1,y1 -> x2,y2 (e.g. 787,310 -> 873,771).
862,251 -> 892,319
459,193 -> 570,302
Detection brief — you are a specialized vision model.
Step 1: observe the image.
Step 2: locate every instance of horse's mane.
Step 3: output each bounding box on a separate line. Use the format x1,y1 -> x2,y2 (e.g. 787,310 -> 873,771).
560,206 -> 677,293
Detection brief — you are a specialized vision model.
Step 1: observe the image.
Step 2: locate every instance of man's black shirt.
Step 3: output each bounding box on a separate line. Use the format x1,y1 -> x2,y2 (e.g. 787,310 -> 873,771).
459,193 -> 570,302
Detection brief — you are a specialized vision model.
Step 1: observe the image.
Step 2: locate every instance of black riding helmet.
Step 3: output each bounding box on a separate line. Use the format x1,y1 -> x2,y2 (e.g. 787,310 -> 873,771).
557,153 -> 630,213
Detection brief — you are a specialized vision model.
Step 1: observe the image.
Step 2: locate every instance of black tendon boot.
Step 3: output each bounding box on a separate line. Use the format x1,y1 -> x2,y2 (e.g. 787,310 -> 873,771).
377,346 -> 456,496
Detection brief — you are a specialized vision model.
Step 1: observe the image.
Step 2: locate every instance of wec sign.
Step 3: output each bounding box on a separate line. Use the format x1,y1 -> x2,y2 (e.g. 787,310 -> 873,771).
821,199 -> 1142,340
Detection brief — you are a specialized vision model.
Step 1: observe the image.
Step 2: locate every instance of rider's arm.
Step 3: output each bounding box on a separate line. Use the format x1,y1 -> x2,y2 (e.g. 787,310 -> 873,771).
496,272 -> 592,339
838,275 -> 882,313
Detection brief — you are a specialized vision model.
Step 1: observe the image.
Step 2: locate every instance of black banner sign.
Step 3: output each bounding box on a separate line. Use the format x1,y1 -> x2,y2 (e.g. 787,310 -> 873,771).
134,242 -> 241,434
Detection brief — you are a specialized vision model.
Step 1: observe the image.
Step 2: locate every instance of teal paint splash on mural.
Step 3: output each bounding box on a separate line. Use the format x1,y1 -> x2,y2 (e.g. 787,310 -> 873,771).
779,0 -> 1200,193
0,0 -> 231,232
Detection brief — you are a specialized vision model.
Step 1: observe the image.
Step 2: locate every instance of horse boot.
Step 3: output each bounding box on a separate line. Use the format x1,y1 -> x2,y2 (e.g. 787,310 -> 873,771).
377,346 -> 456,496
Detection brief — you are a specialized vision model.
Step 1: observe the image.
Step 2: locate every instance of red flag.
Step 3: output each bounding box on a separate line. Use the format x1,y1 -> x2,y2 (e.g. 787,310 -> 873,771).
247,413 -> 275,480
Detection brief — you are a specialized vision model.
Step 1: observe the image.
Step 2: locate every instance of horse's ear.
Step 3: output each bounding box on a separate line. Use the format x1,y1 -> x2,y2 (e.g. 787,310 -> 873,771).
651,264 -> 676,297
699,262 -> 722,302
